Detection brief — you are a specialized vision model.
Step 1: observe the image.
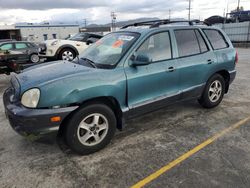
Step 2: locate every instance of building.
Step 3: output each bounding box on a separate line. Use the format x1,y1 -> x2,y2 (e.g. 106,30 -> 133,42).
15,23 -> 80,42
0,25 -> 21,40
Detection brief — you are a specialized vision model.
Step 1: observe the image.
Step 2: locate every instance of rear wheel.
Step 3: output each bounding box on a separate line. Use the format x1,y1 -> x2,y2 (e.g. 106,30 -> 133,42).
65,104 -> 116,155
59,48 -> 76,61
198,74 -> 225,108
30,53 -> 40,63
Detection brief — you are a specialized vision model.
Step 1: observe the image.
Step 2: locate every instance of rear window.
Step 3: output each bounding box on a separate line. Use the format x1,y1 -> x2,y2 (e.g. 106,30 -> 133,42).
203,29 -> 228,50
174,29 -> 201,57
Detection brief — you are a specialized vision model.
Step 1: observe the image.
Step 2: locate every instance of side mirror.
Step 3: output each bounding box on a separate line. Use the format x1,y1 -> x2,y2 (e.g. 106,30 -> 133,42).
130,53 -> 151,67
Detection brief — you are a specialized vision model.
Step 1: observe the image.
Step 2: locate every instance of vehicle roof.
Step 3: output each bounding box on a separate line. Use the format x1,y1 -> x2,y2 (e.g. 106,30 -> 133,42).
118,24 -> 217,35
0,41 -> 32,45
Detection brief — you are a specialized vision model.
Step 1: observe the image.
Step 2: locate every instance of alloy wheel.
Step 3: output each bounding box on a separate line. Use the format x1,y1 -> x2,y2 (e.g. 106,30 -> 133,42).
208,80 -> 222,103
77,113 -> 109,146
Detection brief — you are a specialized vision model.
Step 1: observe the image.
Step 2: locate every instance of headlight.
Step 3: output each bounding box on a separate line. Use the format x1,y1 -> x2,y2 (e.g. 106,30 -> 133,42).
21,88 -> 40,108
51,41 -> 58,46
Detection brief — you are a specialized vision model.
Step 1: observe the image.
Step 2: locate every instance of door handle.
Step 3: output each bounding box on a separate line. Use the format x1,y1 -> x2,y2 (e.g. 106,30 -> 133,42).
207,59 -> 214,64
168,66 -> 175,72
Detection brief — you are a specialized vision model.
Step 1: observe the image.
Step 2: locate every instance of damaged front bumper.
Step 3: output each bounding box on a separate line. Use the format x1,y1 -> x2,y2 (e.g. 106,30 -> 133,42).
3,87 -> 78,140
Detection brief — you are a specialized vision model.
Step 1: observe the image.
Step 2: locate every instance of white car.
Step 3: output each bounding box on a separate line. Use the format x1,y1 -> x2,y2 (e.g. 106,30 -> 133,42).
39,33 -> 102,61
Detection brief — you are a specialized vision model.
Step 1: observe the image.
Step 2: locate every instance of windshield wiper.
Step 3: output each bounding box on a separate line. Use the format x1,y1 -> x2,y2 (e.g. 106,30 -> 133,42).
80,57 -> 97,68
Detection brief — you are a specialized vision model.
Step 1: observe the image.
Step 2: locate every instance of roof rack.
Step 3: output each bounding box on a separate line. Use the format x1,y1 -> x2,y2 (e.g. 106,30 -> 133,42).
120,19 -> 211,29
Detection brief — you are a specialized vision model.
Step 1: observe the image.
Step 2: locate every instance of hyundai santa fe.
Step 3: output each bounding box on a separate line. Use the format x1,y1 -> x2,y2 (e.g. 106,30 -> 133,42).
3,20 -> 237,155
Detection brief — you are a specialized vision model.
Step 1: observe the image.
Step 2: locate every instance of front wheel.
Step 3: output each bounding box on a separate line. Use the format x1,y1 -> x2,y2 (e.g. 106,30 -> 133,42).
65,104 -> 117,155
198,74 -> 225,108
59,48 -> 76,61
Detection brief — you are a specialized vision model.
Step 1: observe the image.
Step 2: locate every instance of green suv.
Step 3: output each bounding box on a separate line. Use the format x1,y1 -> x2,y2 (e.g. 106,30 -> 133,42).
3,20 -> 237,155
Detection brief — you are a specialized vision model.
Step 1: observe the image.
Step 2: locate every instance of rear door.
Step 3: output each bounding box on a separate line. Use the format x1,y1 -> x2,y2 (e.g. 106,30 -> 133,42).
14,42 -> 30,62
202,29 -> 235,72
174,29 -> 217,99
125,31 -> 180,112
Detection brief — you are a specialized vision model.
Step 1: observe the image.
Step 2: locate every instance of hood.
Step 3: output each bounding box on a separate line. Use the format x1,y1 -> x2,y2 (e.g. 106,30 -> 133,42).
15,61 -> 95,92
45,39 -> 85,46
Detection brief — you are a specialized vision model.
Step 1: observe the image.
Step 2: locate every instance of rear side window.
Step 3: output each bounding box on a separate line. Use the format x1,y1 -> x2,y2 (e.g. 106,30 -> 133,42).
137,32 -> 172,62
195,30 -> 208,53
203,29 -> 228,50
0,43 -> 13,50
174,30 -> 200,57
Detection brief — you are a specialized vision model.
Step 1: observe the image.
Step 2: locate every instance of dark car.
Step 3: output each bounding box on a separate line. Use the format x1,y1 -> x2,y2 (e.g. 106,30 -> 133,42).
0,41 -> 40,73
204,16 -> 233,25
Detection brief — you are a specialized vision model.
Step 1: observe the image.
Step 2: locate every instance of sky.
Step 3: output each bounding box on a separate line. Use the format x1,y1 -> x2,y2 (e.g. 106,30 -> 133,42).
0,0 -> 249,25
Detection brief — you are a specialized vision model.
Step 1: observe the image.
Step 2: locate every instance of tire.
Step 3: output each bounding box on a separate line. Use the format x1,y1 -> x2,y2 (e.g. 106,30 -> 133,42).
59,48 -> 76,61
65,104 -> 117,155
198,74 -> 225,108
30,53 -> 40,63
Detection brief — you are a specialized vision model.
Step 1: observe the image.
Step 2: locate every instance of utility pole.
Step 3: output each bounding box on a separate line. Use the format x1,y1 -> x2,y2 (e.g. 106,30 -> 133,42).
111,12 -> 117,32
169,9 -> 171,20
188,0 -> 191,21
237,0 -> 240,11
83,19 -> 87,27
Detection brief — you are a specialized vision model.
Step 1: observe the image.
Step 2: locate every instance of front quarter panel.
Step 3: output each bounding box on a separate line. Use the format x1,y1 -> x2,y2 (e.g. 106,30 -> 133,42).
37,67 -> 127,111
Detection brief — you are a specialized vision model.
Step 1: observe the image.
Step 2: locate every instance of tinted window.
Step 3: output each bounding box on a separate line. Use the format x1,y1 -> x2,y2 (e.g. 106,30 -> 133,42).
195,30 -> 208,53
0,43 -> 13,50
175,30 -> 200,57
203,29 -> 228,50
16,43 -> 28,49
137,32 -> 172,62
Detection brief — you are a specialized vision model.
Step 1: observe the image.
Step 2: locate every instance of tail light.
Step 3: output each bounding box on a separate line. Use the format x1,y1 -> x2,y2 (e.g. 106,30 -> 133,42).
235,51 -> 238,64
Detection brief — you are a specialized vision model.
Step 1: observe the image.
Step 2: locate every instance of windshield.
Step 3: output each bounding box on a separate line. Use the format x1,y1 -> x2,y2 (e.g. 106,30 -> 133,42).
68,33 -> 86,41
79,32 -> 140,66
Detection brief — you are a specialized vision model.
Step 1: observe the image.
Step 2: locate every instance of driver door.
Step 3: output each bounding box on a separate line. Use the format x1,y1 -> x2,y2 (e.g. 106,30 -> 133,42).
125,31 -> 180,114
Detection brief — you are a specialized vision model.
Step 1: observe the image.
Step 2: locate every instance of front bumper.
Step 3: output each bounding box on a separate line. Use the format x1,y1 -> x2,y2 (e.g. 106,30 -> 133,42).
3,88 -> 78,140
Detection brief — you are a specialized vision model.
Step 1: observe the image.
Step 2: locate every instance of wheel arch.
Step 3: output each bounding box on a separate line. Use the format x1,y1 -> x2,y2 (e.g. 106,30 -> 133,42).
214,70 -> 230,93
56,45 -> 79,58
59,96 -> 123,136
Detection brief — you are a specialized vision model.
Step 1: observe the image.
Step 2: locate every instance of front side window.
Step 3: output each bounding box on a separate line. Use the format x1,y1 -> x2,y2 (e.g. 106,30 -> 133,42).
175,29 -> 200,57
203,29 -> 228,50
136,32 -> 172,62
0,43 -> 13,51
15,43 -> 28,49
79,32 -> 140,66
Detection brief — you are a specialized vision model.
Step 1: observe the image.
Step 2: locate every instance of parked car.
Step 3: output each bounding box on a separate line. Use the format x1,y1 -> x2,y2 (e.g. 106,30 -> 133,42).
39,32 -> 103,61
0,41 -> 40,74
228,10 -> 250,22
3,20 -> 237,155
204,16 -> 233,25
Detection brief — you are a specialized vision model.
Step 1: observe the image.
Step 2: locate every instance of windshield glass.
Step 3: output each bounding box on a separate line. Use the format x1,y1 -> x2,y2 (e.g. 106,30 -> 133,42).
79,32 -> 140,66
68,33 -> 86,41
